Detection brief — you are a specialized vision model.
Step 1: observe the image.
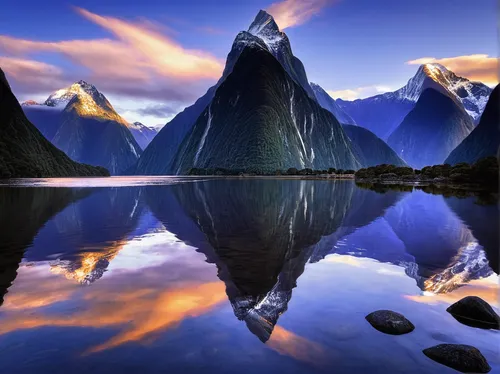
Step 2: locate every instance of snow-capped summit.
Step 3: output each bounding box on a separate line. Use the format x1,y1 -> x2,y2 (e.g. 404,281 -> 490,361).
395,63 -> 492,120
43,80 -> 127,125
247,10 -> 286,53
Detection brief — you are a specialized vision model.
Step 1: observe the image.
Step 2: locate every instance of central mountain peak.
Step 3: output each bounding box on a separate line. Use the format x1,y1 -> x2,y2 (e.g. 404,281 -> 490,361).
247,10 -> 286,53
248,9 -> 280,34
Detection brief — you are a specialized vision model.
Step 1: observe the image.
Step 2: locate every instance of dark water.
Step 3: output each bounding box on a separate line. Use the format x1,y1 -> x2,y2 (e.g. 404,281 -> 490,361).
0,178 -> 498,374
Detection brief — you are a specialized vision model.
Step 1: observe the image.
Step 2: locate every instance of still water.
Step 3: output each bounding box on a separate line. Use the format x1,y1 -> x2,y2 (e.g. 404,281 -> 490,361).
0,178 -> 498,373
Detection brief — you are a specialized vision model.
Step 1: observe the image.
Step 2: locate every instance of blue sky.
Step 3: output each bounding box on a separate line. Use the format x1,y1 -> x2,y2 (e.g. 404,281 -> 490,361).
0,0 -> 497,126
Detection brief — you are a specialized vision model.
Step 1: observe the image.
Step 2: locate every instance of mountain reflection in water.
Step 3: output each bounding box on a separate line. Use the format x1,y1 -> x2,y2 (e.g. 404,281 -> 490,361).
0,179 -> 497,374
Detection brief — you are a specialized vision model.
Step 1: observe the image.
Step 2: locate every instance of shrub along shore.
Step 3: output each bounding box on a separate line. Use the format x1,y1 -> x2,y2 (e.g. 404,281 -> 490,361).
354,157 -> 498,190
187,167 -> 355,176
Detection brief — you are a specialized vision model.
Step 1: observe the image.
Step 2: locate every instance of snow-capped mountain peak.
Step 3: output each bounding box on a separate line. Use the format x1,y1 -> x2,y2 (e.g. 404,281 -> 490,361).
395,63 -> 492,120
247,10 -> 287,54
43,81 -> 127,124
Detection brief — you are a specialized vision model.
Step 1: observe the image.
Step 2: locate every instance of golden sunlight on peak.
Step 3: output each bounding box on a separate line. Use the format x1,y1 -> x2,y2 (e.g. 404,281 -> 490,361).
50,241 -> 126,284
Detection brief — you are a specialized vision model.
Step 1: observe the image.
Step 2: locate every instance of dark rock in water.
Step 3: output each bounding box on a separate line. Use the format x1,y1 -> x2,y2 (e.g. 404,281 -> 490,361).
446,296 -> 500,330
423,344 -> 491,373
365,310 -> 415,335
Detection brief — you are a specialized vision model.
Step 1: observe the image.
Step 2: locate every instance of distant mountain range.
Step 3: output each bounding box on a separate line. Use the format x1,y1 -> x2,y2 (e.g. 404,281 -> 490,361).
0,69 -> 108,178
445,85 -> 499,165
22,81 -> 153,174
2,9 -> 495,176
336,64 -> 492,140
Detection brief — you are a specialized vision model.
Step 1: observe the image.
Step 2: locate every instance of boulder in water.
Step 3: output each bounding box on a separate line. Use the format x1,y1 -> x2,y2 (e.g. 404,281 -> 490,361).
365,310 -> 415,335
423,344 -> 491,373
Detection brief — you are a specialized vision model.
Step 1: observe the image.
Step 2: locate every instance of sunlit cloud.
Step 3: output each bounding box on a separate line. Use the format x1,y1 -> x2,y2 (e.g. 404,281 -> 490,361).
326,85 -> 394,101
407,54 -> 499,86
0,7 -> 224,104
267,0 -> 338,29
0,56 -> 67,96
267,325 -> 329,367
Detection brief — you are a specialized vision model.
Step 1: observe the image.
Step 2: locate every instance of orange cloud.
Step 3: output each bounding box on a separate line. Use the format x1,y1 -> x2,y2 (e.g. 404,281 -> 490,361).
267,0 -> 337,29
407,54 -> 499,85
0,279 -> 226,354
0,7 -> 224,101
267,325 -> 329,367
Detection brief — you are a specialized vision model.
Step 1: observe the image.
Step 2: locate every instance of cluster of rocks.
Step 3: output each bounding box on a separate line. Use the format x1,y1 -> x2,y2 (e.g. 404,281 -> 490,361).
365,296 -> 499,373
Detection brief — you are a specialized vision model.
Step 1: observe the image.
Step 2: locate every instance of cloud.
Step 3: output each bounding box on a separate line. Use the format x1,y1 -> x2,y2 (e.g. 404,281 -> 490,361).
407,54 -> 499,85
135,103 -> 179,118
0,7 -> 224,102
0,56 -> 68,96
326,85 -> 394,101
267,0 -> 337,29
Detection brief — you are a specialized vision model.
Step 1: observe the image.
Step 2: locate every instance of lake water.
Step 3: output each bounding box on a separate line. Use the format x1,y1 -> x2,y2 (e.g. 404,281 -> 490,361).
0,178 -> 498,374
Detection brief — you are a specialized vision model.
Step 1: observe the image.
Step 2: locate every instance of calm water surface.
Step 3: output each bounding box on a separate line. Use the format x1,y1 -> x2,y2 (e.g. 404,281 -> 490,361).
0,178 -> 498,373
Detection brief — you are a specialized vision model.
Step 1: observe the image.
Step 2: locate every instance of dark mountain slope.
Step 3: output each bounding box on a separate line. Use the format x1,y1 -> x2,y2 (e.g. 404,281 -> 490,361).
172,45 -> 360,174
387,88 -> 474,169
445,85 -> 499,165
0,69 -> 108,178
343,125 -> 406,167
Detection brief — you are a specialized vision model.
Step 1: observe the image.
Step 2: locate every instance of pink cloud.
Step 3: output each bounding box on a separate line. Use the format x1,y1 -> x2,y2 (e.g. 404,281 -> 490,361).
0,7 -> 224,102
267,0 -> 337,29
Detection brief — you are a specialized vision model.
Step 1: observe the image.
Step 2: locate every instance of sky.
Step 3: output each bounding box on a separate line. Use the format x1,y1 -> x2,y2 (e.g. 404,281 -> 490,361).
0,0 -> 498,127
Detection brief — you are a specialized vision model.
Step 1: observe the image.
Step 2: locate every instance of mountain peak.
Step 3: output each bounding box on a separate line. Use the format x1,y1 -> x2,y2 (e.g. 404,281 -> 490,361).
248,10 -> 279,34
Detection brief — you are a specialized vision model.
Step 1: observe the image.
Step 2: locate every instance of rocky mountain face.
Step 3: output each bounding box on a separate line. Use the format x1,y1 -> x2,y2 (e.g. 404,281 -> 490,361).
22,81 -> 142,174
172,45 -> 360,174
343,125 -> 406,167
0,69 -> 109,178
126,122 -> 157,150
336,64 -> 492,140
387,88 -> 474,169
445,85 -> 499,165
132,10 -> 349,175
310,82 -> 356,125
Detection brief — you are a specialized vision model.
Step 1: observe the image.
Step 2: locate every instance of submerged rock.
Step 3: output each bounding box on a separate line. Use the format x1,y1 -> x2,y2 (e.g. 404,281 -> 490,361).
423,344 -> 491,373
365,310 -> 415,335
447,296 -> 500,330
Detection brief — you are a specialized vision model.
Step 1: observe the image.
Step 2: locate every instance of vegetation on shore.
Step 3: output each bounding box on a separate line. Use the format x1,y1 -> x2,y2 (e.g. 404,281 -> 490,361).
187,167 -> 356,176
354,157 -> 498,189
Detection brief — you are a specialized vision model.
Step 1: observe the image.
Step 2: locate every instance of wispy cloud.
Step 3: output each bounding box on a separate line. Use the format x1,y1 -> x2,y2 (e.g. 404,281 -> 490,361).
327,85 -> 394,101
0,7 -> 224,103
267,0 -> 337,29
407,54 -> 499,85
135,103 -> 179,118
